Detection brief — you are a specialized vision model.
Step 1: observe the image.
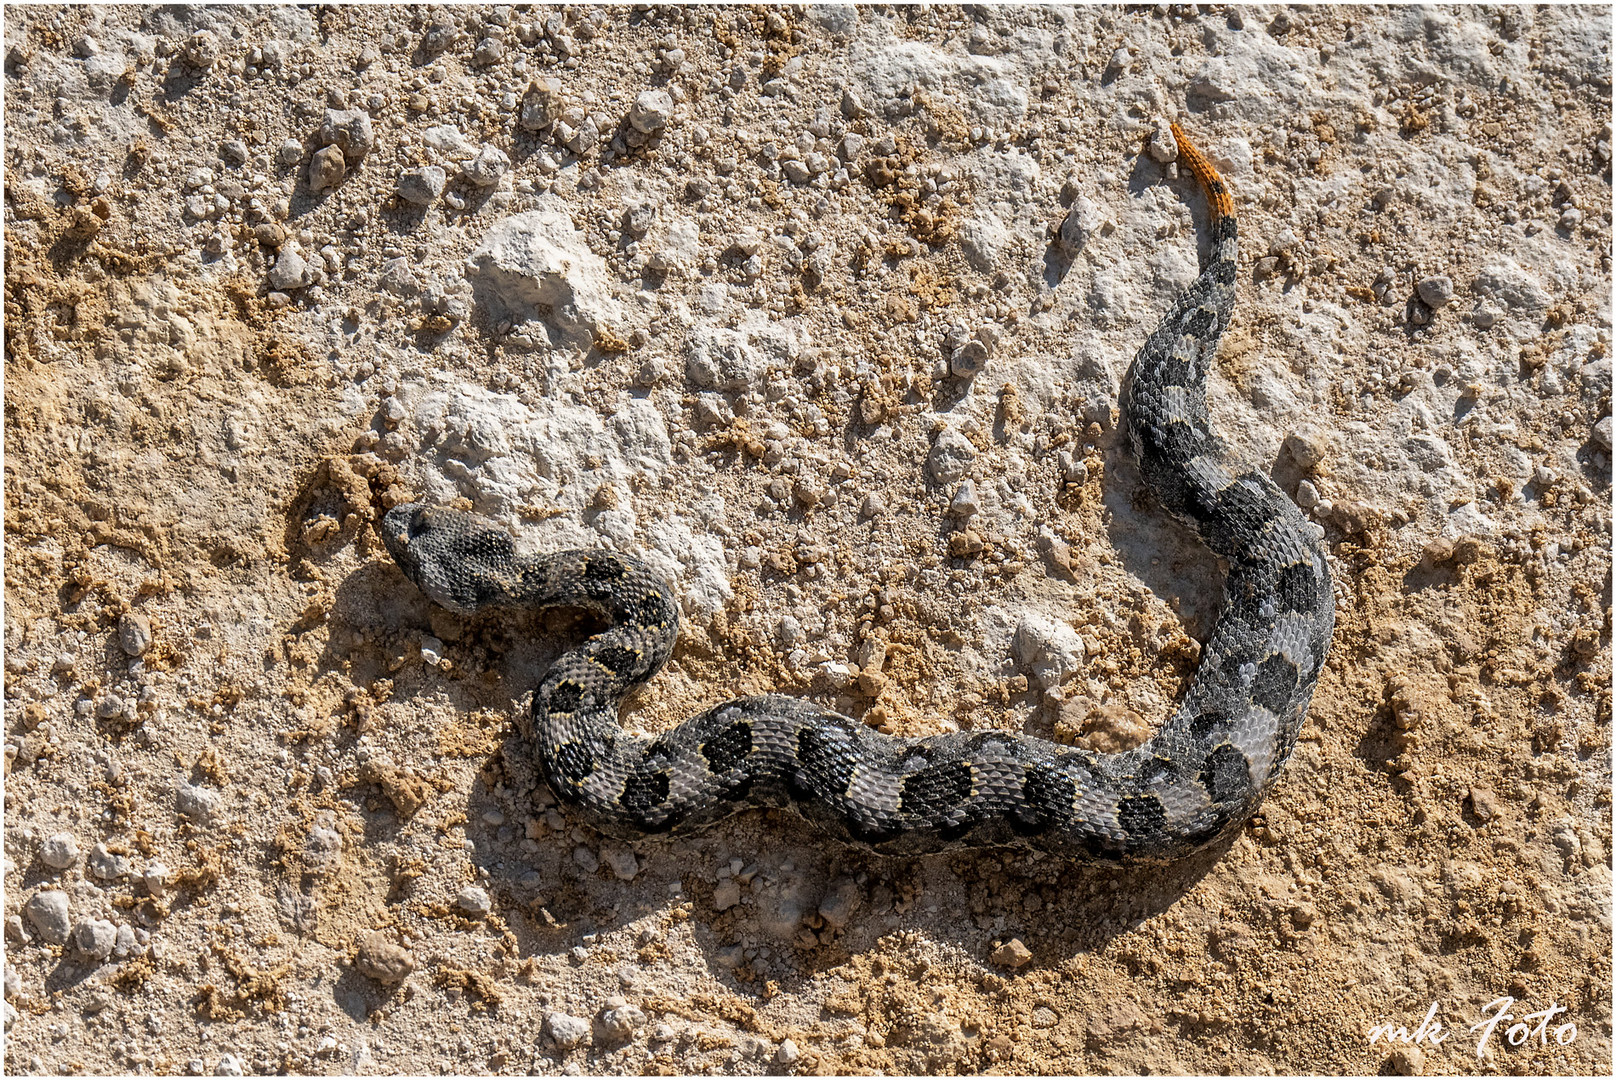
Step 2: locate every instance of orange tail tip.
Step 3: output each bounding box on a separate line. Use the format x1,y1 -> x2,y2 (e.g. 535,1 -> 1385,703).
1168,121 -> 1235,219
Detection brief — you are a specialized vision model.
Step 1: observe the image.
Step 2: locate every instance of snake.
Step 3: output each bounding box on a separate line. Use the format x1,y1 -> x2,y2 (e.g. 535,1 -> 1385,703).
380,122 -> 1335,862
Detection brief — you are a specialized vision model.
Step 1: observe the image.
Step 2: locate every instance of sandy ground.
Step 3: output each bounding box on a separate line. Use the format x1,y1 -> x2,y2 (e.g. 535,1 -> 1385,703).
3,4 -> 1611,1076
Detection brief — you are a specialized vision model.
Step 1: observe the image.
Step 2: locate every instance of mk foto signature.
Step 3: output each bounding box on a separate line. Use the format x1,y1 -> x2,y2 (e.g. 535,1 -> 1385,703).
1368,997 -> 1579,1057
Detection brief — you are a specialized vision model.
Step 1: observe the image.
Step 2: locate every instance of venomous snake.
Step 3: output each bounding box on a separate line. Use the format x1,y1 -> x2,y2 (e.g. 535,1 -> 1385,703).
381,123 -> 1335,861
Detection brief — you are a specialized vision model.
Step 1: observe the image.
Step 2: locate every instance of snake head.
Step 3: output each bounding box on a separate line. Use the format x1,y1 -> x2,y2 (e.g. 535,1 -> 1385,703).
381,502 -> 517,614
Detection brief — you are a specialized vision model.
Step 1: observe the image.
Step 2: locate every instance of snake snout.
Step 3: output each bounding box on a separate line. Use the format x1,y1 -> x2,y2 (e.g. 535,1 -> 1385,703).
380,502 -> 427,562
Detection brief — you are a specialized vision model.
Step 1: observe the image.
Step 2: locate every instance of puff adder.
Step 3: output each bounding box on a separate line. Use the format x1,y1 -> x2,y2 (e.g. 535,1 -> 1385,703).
381,122 -> 1335,862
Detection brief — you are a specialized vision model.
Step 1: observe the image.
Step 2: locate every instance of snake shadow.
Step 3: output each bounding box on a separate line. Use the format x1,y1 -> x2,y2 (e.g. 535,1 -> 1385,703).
326,544 -> 1245,1036
1098,437 -> 1226,646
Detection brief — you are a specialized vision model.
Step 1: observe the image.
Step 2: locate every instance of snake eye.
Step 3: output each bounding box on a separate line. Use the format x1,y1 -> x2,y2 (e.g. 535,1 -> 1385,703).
380,503 -> 427,564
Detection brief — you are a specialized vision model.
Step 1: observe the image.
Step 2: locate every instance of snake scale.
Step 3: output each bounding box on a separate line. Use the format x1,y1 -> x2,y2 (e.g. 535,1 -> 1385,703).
381,123 -> 1335,862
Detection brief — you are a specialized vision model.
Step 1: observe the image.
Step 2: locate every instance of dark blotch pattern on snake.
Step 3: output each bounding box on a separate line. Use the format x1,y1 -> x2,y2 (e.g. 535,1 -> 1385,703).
381,123 -> 1335,862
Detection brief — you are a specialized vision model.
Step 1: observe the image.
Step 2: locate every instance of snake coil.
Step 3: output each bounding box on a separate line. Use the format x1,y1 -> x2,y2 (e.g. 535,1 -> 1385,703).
382,122 -> 1334,861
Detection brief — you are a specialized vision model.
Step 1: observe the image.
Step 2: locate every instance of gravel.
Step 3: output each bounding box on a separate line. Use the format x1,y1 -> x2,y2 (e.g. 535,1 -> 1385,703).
318,108 -> 374,160
39,832 -> 79,869
519,77 -> 565,131
926,429 -> 977,485
1058,196 -> 1105,252
118,612 -> 154,656
950,339 -> 989,379
817,877 -> 860,931
628,89 -> 674,134
949,480 -> 980,517
1468,785 -> 1503,823
990,938 -> 1034,968
603,847 -> 639,881
397,165 -> 447,206
24,891 -> 70,945
181,30 -> 218,69
456,885 -> 492,917
1416,275 -> 1456,308
72,918 -> 118,962
88,843 -> 130,880
268,246 -> 314,291
1147,118 -> 1179,162
685,321 -> 798,391
1011,614 -> 1085,691
544,1011 -> 590,1050
593,998 -> 646,1043
462,144 -> 510,187
1283,428 -> 1330,471
309,145 -> 346,193
465,210 -> 623,346
2,5 -> 1608,1077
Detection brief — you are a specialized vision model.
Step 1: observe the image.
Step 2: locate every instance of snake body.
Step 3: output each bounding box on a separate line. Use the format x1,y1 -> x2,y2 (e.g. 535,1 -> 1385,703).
381,124 -> 1334,861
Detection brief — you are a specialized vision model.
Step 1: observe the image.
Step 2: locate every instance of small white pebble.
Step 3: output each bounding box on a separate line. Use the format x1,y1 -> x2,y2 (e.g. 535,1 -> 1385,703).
545,1011 -> 590,1049
88,842 -> 129,880
594,1000 -> 647,1042
397,166 -> 447,206
118,612 -> 154,656
1416,275 -> 1455,309
72,918 -> 118,962
777,616 -> 803,648
462,144 -> 510,187
949,480 -> 981,517
39,832 -> 79,870
24,891 -> 70,944
629,89 -> 674,134
456,885 -> 492,917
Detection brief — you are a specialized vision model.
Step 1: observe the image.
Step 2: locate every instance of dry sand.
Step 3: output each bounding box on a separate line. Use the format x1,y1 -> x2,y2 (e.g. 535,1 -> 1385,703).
3,5 -> 1611,1075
